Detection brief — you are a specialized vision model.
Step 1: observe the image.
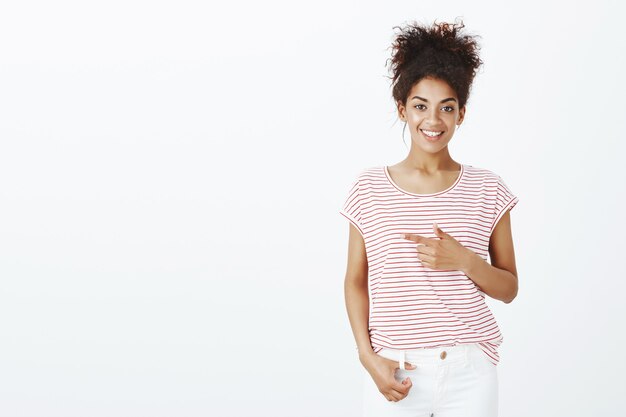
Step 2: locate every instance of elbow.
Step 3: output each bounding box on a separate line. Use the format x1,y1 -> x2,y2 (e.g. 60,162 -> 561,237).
502,276 -> 518,304
344,272 -> 368,290
503,295 -> 516,304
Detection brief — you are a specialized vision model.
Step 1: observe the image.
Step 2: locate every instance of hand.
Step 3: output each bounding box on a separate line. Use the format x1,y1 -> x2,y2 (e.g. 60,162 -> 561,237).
401,222 -> 474,272
359,351 -> 416,402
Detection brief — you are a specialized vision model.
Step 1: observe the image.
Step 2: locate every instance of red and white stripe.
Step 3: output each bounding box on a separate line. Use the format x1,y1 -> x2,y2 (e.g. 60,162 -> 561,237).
339,164 -> 519,366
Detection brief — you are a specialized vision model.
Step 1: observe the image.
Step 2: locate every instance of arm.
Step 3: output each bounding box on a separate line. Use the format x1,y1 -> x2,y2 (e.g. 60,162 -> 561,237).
343,223 -> 374,356
343,223 -> 414,401
461,209 -> 519,304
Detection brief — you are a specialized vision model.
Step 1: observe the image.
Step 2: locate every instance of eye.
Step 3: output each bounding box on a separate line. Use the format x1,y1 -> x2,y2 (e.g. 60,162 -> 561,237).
414,104 -> 426,110
442,106 -> 454,112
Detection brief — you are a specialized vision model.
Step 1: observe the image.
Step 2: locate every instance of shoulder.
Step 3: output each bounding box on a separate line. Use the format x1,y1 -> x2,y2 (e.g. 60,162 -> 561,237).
350,166 -> 385,184
463,163 -> 500,180
342,166 -> 386,200
464,165 -> 519,206
463,164 -> 508,191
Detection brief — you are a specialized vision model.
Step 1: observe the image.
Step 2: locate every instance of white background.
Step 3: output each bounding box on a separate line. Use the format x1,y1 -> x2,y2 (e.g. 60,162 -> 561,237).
1,1 -> 625,416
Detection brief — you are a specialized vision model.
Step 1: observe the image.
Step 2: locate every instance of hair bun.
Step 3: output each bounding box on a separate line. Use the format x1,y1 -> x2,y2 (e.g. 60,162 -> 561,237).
386,18 -> 483,109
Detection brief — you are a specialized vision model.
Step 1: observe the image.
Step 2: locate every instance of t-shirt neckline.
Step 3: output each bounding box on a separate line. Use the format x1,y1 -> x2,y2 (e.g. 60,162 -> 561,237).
383,164 -> 465,197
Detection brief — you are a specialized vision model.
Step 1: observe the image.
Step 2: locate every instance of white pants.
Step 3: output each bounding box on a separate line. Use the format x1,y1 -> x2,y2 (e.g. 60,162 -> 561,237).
362,343 -> 498,417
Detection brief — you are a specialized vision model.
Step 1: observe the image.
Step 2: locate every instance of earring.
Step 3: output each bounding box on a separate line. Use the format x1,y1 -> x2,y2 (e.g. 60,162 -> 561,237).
401,121 -> 408,143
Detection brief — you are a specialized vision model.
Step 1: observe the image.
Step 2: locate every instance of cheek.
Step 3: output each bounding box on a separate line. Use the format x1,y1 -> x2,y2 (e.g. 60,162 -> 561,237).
407,112 -> 425,123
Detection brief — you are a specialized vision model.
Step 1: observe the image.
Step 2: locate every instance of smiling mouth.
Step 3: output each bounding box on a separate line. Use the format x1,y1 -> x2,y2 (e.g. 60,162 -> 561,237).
420,129 -> 444,139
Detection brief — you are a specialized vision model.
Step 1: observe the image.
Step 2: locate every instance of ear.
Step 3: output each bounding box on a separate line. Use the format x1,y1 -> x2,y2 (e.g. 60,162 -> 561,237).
457,105 -> 466,126
397,100 -> 406,121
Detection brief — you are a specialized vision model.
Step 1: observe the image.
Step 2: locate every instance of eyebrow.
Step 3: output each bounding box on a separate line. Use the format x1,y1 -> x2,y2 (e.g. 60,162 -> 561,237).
411,95 -> 457,103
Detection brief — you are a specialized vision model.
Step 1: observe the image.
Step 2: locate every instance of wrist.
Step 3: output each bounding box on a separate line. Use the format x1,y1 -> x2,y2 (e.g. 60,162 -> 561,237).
461,248 -> 483,276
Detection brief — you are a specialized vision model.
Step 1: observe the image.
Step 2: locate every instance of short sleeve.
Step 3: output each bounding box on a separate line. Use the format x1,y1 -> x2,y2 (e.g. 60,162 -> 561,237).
339,176 -> 365,237
490,175 -> 519,234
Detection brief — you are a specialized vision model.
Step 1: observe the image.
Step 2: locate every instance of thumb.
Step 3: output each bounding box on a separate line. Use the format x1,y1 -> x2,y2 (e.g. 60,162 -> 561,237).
405,361 -> 417,370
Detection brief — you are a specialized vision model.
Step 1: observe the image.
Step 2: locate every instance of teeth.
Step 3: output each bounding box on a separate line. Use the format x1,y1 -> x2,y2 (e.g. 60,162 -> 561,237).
422,129 -> 443,137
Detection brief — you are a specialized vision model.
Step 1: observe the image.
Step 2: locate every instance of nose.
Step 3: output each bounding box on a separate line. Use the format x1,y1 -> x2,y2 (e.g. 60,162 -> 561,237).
425,107 -> 442,125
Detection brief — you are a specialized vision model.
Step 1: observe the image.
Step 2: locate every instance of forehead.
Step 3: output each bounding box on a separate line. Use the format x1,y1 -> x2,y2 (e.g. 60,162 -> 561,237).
409,77 -> 457,99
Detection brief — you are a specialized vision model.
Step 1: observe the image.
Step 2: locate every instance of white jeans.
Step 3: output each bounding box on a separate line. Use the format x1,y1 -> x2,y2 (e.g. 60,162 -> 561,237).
362,343 -> 498,417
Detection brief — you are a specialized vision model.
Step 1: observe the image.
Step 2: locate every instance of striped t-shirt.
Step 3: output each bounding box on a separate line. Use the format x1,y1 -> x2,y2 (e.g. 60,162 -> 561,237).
339,163 -> 519,366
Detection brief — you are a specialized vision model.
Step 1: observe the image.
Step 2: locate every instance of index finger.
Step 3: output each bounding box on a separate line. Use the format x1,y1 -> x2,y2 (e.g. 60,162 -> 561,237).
401,233 -> 431,245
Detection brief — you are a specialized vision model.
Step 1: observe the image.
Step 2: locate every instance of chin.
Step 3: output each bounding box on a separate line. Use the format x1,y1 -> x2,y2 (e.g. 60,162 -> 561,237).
412,138 -> 450,151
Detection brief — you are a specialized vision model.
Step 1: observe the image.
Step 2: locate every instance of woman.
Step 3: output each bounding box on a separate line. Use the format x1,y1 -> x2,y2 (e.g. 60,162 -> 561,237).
339,19 -> 519,417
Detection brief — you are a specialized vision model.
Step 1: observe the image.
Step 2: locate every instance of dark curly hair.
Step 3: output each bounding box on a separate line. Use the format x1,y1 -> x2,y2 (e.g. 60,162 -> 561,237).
386,18 -> 483,110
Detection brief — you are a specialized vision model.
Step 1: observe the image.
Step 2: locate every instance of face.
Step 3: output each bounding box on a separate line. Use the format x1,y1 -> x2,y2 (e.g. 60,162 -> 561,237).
397,77 -> 466,154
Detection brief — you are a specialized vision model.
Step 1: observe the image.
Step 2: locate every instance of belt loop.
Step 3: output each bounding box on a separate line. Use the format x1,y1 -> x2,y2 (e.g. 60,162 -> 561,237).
399,350 -> 406,370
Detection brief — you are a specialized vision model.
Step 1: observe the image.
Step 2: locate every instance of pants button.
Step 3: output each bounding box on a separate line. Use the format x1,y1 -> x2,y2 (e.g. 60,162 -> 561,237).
440,351 -> 447,360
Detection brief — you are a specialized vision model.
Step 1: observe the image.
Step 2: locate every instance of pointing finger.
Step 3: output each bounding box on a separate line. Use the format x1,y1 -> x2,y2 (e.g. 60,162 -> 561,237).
400,233 -> 426,244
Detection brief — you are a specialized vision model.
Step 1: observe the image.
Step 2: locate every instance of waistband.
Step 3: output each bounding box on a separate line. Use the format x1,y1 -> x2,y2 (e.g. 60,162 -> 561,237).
378,343 -> 478,369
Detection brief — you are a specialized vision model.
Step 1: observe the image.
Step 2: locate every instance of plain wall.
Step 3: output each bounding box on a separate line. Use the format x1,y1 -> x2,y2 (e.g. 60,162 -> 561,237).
1,1 -> 624,416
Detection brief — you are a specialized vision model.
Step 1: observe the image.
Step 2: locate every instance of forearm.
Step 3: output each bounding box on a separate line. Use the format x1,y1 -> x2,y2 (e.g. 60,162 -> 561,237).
344,279 -> 374,355
461,250 -> 518,303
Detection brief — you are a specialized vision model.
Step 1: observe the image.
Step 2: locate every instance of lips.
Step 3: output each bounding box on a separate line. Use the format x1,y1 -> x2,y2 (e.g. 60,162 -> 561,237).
420,129 -> 444,141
